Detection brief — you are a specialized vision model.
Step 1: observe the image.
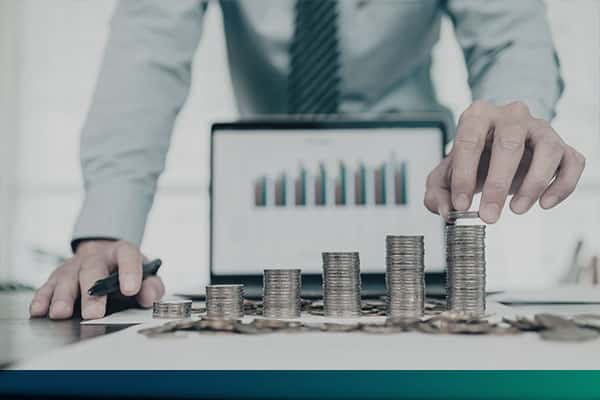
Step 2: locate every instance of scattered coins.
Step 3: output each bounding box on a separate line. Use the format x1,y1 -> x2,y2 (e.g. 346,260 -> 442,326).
447,211 -> 481,224
446,224 -> 486,317
322,252 -> 362,317
385,235 -> 425,320
152,299 -> 192,319
263,269 -> 302,318
206,284 -> 244,319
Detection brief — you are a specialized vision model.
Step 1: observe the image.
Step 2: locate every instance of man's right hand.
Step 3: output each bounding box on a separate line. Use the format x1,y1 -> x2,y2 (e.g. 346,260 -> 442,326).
29,240 -> 165,320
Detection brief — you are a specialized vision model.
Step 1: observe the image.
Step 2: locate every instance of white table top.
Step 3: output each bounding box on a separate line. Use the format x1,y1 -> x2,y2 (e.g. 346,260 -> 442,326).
12,301 -> 600,370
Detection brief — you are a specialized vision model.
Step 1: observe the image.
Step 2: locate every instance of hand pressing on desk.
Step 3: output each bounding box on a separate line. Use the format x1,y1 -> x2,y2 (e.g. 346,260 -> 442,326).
29,240 -> 165,320
424,100 -> 586,223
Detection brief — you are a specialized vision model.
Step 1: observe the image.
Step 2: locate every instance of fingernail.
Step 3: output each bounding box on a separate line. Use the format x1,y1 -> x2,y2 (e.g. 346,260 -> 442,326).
121,275 -> 137,294
438,205 -> 449,221
480,203 -> 501,223
84,304 -> 104,320
30,301 -> 44,314
454,193 -> 470,211
50,300 -> 71,318
512,196 -> 531,214
541,195 -> 559,209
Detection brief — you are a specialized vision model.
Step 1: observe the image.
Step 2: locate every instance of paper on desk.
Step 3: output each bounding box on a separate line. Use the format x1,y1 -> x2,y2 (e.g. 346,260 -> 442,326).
489,285 -> 600,304
81,301 -> 204,325
81,307 -> 154,325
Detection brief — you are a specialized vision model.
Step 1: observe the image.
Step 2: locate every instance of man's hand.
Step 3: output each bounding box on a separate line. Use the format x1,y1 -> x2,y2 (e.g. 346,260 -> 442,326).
425,101 -> 585,223
29,240 -> 164,320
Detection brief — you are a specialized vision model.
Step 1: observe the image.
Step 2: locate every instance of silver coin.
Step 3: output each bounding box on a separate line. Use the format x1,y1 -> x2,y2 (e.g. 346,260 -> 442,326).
206,284 -> 244,319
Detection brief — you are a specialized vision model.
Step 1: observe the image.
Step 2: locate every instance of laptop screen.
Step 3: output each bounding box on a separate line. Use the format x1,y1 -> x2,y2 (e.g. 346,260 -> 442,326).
211,122 -> 445,275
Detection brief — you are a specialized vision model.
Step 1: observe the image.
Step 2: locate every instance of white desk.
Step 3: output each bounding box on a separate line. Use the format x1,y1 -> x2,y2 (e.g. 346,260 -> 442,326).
11,301 -> 600,370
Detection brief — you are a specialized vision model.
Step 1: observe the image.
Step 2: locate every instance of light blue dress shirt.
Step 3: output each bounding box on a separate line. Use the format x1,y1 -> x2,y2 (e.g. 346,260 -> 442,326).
73,0 -> 563,247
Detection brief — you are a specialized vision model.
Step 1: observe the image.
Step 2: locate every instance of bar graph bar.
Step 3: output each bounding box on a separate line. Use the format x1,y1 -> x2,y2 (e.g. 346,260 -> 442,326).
394,161 -> 408,205
295,166 -> 307,206
274,173 -> 286,206
315,163 -> 326,206
354,163 -> 366,206
374,163 -> 386,205
254,176 -> 267,207
253,156 -> 408,208
334,162 -> 346,206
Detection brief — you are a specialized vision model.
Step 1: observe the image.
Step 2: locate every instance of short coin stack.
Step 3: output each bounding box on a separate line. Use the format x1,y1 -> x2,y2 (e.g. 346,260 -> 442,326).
385,235 -> 425,320
152,299 -> 192,319
263,269 -> 302,318
446,211 -> 486,317
322,252 -> 361,317
206,284 -> 244,319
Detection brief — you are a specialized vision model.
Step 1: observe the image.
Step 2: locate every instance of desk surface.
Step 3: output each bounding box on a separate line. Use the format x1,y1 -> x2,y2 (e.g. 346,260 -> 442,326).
0,292 -> 128,369
4,291 -> 600,370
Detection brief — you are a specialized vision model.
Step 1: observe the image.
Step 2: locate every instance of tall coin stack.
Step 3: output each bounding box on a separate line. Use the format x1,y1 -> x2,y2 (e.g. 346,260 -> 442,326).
263,269 -> 302,318
385,235 -> 425,319
206,284 -> 244,319
322,252 -> 361,317
446,213 -> 486,317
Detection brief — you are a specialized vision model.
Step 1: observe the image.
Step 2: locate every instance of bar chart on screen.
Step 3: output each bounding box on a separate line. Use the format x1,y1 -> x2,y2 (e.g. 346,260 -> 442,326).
253,156 -> 408,208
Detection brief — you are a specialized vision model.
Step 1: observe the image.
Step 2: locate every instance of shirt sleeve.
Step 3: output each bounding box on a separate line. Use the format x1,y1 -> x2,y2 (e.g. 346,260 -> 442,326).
443,0 -> 564,121
72,0 -> 207,249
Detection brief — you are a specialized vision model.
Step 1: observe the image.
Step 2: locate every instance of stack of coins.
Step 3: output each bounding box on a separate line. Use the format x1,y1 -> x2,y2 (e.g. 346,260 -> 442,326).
263,269 -> 302,318
385,235 -> 425,319
446,212 -> 486,317
152,299 -> 192,319
206,284 -> 244,319
322,252 -> 361,317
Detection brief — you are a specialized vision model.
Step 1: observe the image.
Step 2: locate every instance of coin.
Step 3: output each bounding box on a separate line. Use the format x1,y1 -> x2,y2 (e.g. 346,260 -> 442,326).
386,235 -> 425,319
573,314 -> 600,330
447,211 -> 481,224
320,322 -> 361,332
263,269 -> 302,318
206,284 -> 244,319
322,252 -> 361,317
446,225 -> 486,317
152,299 -> 192,319
534,313 -> 576,330
540,327 -> 600,342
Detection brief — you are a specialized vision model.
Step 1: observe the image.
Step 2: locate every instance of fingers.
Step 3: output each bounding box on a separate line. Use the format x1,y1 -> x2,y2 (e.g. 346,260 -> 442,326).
540,145 -> 586,209
29,279 -> 57,317
48,263 -> 81,319
426,100 -> 584,222
108,241 -> 143,296
450,111 -> 492,211
480,122 -> 527,223
424,158 -> 453,220
510,125 -> 564,214
136,276 -> 165,308
79,257 -> 110,320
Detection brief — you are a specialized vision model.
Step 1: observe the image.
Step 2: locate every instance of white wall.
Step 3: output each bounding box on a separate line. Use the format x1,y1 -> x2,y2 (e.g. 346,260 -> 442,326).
5,0 -> 600,292
0,0 -> 19,281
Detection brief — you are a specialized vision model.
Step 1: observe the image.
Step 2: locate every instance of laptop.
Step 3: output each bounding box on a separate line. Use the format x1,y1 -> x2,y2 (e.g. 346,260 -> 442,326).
209,116 -> 450,299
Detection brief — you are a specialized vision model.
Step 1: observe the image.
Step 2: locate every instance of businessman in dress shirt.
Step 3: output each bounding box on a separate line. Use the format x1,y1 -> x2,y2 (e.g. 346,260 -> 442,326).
30,0 -> 585,320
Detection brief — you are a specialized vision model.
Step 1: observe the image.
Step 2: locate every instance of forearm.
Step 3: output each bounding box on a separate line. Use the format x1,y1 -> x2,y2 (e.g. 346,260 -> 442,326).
73,0 -> 206,248
445,0 -> 563,121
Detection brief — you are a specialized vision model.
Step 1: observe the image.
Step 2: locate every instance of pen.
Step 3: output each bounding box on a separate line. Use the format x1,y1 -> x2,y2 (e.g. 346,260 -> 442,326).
87,259 -> 162,297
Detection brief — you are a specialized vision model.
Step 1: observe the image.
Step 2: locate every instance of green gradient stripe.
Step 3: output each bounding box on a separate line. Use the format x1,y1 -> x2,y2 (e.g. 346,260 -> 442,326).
2,371 -> 600,399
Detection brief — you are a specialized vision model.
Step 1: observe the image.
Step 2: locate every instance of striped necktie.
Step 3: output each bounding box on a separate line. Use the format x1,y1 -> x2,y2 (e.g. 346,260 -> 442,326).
288,0 -> 341,115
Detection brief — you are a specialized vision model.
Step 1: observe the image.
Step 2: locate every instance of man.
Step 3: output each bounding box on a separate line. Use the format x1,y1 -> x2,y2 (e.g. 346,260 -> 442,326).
29,0 -> 585,320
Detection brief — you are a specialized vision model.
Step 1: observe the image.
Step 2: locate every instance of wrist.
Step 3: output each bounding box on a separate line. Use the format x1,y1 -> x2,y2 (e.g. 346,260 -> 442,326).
73,238 -> 117,256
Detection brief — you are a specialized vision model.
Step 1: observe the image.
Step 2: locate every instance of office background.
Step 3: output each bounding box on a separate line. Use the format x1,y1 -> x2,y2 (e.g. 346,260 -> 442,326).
0,0 -> 598,293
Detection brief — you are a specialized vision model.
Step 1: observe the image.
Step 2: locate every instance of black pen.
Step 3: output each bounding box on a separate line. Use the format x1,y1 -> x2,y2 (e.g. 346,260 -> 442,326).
87,259 -> 162,297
